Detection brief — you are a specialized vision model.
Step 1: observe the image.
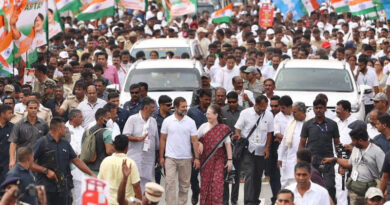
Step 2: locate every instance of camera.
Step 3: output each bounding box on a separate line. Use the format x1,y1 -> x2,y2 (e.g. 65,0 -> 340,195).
336,144 -> 350,159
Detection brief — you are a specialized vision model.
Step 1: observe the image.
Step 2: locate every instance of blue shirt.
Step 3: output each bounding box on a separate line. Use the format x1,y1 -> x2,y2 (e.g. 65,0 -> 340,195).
123,99 -> 142,116
374,133 -> 390,153
153,110 -> 172,134
6,163 -> 36,204
117,107 -> 130,133
0,121 -> 13,184
33,134 -> 77,192
187,105 -> 207,129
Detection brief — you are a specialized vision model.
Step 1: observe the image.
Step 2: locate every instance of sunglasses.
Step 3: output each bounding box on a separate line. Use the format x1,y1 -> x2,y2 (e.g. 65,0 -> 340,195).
164,103 -> 172,107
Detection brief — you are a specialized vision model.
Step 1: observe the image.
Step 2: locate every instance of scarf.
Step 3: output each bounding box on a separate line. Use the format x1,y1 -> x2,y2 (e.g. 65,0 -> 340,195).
285,119 -> 297,148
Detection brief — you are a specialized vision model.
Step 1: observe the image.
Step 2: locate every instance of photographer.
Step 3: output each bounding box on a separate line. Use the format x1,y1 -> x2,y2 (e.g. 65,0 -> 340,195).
31,117 -> 95,205
322,127 -> 384,205
0,177 -> 47,205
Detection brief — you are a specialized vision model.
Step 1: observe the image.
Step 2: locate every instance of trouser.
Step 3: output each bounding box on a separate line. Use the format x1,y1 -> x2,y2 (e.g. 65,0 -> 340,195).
72,180 -> 82,205
155,167 -> 162,184
335,165 -> 349,205
349,190 -> 365,205
47,191 -> 68,205
190,168 -> 200,204
317,162 -> 336,203
223,160 -> 241,205
165,158 -> 192,205
265,141 -> 281,204
241,149 -> 265,205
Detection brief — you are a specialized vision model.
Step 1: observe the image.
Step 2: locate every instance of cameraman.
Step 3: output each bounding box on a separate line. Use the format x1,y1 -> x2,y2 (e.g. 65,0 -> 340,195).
31,117 -> 95,205
6,147 -> 36,204
322,127 -> 384,204
0,177 -> 47,205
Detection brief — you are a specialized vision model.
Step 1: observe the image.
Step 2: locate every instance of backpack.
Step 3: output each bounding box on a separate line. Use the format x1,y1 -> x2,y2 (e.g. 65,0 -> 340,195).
80,128 -> 103,163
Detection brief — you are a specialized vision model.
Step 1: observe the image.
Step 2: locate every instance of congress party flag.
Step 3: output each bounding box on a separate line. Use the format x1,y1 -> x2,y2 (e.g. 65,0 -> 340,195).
211,3 -> 233,23
302,0 -> 320,14
119,0 -> 147,12
162,0 -> 197,22
0,8 -> 15,77
274,0 -> 306,20
77,0 -> 115,20
56,0 -> 82,12
349,0 -> 378,19
331,0 -> 350,13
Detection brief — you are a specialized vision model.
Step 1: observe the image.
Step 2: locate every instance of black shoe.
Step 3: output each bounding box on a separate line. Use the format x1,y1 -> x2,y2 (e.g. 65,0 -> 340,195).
191,198 -> 198,205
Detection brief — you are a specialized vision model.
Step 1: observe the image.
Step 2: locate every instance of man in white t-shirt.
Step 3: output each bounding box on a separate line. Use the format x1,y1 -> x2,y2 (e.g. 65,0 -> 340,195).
215,55 -> 240,91
262,55 -> 281,80
355,54 -> 379,115
210,52 -> 227,87
159,97 -> 200,205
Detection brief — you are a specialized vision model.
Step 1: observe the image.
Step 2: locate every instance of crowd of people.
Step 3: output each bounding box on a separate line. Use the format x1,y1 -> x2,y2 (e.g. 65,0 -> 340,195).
3,0 -> 390,205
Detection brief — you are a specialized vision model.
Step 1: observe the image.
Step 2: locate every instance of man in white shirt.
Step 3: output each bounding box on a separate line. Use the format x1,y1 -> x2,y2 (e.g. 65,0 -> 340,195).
77,85 -> 107,128
286,162 -> 331,205
210,52 -> 227,86
215,55 -> 240,91
234,95 -> 274,205
256,52 -> 273,75
66,109 -> 85,205
278,101 -> 305,188
197,27 -> 210,56
274,96 -> 294,143
355,54 -> 379,115
335,100 -> 357,205
159,97 -> 200,205
367,110 -> 380,139
262,55 -> 281,80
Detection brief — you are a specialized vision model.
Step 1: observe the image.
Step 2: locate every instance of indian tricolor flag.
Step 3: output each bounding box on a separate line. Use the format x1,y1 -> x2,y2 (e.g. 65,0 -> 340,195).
349,0 -> 378,19
212,3 -> 233,23
302,0 -> 320,14
77,0 -> 115,21
331,0 -> 350,13
56,0 -> 82,12
0,31 -> 15,77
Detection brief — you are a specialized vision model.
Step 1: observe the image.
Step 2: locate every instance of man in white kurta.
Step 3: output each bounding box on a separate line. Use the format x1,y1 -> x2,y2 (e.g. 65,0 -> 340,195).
335,100 -> 357,205
123,99 -> 159,192
278,102 -> 306,188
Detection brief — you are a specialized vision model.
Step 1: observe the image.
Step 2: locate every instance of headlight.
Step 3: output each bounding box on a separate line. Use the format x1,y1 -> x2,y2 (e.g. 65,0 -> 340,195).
351,104 -> 360,113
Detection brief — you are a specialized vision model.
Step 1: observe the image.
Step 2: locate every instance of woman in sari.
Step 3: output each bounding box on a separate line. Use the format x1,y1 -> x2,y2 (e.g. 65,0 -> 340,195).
198,104 -> 233,205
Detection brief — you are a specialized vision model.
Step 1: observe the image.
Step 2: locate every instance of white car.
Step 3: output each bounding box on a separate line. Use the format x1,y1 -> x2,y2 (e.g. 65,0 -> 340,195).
129,38 -> 204,59
273,59 -> 372,121
119,59 -> 204,108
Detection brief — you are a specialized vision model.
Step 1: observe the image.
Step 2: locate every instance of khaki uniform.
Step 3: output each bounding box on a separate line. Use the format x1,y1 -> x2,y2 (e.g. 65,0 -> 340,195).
72,73 -> 81,83
10,112 -> 24,124
22,106 -> 52,124
60,95 -> 84,113
33,78 -> 56,96
63,87 -> 72,98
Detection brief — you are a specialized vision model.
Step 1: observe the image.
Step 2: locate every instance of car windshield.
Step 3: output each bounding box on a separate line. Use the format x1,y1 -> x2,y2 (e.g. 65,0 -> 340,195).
275,68 -> 354,92
131,47 -> 192,59
124,68 -> 200,91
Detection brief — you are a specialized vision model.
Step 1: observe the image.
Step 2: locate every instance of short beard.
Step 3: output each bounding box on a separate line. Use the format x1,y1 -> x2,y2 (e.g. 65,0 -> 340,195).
177,110 -> 187,117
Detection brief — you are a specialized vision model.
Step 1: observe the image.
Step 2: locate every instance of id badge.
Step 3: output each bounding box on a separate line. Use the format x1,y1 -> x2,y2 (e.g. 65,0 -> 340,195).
143,139 -> 150,151
351,170 -> 358,181
253,134 -> 262,144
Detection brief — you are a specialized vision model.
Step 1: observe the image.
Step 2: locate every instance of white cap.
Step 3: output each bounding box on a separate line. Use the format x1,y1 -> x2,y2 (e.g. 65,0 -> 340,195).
365,187 -> 383,199
266,29 -> 274,35
153,24 -> 161,31
169,26 -> 178,33
360,27 -> 367,32
146,12 -> 155,21
106,17 -> 113,26
251,25 -> 259,32
351,22 -> 359,29
337,30 -> 345,35
337,19 -> 345,24
335,25 -> 342,30
59,51 -> 69,59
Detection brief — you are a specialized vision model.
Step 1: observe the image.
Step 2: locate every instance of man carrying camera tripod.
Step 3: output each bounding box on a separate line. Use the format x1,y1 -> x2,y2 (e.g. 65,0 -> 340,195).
322,126 -> 384,205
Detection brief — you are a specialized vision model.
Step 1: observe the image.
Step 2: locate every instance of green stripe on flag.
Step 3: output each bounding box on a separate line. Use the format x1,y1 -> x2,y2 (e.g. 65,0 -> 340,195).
336,6 -> 350,13
0,65 -> 11,77
212,16 -> 231,23
351,7 -> 378,16
58,0 -> 83,12
77,6 -> 115,20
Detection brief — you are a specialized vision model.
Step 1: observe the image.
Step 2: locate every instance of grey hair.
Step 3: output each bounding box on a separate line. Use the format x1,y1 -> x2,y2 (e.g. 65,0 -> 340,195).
293,101 -> 306,113
68,109 -> 82,120
215,87 -> 226,94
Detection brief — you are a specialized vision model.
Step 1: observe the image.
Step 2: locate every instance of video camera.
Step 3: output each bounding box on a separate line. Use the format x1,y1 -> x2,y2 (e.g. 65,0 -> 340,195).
336,144 -> 351,159
13,184 -> 37,199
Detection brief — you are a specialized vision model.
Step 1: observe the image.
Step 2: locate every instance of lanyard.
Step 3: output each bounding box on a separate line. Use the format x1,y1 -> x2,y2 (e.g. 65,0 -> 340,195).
316,122 -> 328,133
356,143 -> 372,165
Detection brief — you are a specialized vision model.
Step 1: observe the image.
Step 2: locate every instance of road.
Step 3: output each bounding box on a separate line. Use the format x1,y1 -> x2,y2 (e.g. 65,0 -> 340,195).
158,178 -> 273,205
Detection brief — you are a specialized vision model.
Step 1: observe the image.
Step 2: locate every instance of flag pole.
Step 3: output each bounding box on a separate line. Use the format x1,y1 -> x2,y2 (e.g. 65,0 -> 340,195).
46,0 -> 50,67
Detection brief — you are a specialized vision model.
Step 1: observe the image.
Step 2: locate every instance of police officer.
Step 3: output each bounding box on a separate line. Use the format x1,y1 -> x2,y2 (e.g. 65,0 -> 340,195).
58,81 -> 86,116
32,117 -> 95,205
22,92 -> 53,124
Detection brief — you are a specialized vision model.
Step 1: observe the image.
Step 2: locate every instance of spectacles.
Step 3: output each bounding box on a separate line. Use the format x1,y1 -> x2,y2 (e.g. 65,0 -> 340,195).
164,103 -> 172,107
270,105 -> 279,107
228,101 -> 237,104
130,92 -> 139,94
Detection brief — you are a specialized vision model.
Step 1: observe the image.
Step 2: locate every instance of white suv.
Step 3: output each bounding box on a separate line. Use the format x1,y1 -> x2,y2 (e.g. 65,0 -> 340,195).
119,59 -> 204,107
129,38 -> 204,59
273,59 -> 371,121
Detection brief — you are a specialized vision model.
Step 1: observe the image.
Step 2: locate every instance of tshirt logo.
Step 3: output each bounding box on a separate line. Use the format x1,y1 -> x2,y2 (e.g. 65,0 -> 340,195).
62,149 -> 67,152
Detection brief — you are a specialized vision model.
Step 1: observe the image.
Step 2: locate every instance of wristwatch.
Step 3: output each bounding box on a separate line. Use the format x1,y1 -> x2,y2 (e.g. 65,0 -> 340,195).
44,168 -> 49,175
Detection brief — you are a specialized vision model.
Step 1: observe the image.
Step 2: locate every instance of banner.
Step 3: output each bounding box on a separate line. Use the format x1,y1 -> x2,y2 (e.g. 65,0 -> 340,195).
48,0 -> 62,39
119,0 -> 147,12
273,0 -> 306,20
162,0 -> 197,22
259,3 -> 274,28
383,0 -> 390,19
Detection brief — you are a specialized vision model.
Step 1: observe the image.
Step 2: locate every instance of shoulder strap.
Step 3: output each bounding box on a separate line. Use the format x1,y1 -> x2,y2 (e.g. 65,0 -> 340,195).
247,113 -> 264,140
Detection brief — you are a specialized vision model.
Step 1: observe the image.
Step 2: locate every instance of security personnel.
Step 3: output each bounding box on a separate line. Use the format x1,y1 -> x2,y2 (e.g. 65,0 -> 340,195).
58,81 -> 86,116
33,64 -> 57,97
22,93 -> 53,125
42,80 -> 56,105
32,117 -> 95,205
0,105 -> 14,184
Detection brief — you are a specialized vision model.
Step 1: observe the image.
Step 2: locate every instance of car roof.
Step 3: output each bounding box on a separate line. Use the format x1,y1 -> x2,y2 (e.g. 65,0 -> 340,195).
281,59 -> 346,70
133,38 -> 195,48
132,59 -> 203,70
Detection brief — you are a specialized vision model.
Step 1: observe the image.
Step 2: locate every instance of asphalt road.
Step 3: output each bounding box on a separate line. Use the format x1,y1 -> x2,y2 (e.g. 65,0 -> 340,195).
158,178 -> 272,205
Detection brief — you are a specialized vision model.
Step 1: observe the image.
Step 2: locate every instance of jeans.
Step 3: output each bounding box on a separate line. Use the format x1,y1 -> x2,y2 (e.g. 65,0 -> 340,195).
265,140 -> 281,204
223,160 -> 241,204
241,149 -> 265,205
46,191 -> 68,205
315,160 -> 336,203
